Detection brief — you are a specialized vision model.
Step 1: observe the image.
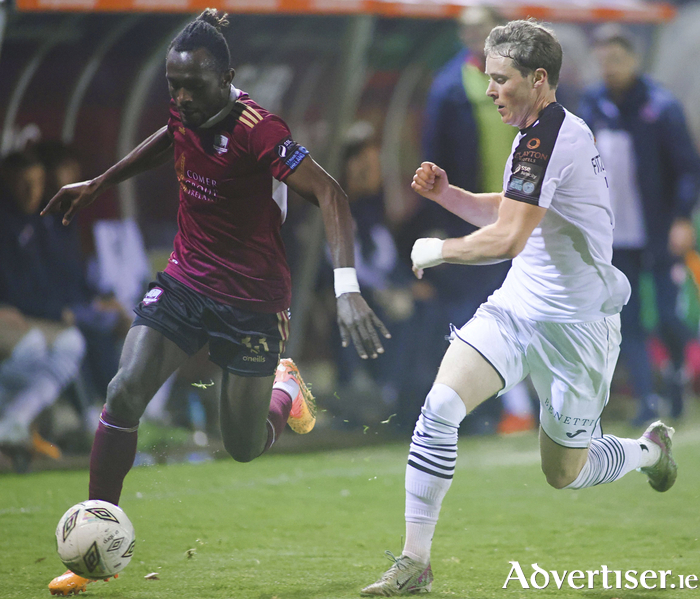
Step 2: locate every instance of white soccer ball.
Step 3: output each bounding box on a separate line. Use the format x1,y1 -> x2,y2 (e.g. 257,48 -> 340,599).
55,500 -> 135,579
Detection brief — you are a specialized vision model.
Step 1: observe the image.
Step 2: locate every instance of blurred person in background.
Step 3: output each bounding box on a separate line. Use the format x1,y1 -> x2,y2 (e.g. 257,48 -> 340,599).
327,122 -> 415,423
408,5 -> 534,434
0,150 -> 86,467
579,25 -> 700,424
35,140 -> 132,398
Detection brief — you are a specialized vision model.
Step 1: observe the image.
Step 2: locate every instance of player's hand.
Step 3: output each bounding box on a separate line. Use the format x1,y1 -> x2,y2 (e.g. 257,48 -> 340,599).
411,162 -> 449,202
336,293 -> 391,360
669,218 -> 696,257
41,180 -> 101,225
411,238 -> 445,279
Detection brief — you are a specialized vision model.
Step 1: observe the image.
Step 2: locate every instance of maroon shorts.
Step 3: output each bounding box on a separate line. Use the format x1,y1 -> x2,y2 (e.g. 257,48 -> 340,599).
133,272 -> 290,377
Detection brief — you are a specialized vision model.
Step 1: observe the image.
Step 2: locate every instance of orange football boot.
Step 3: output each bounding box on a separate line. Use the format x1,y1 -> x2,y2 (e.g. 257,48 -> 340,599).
275,359 -> 316,434
48,571 -> 118,595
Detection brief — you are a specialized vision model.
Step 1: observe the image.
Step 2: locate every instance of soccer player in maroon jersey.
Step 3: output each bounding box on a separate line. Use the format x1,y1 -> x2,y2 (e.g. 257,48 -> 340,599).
43,9 -> 389,595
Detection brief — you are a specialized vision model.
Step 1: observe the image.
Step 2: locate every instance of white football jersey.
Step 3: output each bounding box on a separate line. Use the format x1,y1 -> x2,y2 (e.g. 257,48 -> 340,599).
491,102 -> 631,322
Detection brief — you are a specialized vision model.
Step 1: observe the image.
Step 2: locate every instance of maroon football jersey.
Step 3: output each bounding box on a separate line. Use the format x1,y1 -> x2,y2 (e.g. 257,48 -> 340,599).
164,91 -> 309,313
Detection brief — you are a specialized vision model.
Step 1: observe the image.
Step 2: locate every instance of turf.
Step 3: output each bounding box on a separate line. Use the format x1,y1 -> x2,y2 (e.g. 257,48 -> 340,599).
1,422 -> 698,599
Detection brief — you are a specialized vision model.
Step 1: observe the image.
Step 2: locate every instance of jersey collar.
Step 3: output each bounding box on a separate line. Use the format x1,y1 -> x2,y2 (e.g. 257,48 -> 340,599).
199,85 -> 244,129
519,101 -> 561,134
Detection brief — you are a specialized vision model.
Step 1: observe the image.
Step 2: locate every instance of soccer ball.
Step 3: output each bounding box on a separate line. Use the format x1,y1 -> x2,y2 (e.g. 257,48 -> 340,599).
55,500 -> 135,579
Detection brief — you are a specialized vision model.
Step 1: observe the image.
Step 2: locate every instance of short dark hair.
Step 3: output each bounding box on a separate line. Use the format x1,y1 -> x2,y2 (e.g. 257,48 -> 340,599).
485,19 -> 563,88
1,150 -> 42,178
168,8 -> 231,73
34,140 -> 80,171
592,23 -> 637,54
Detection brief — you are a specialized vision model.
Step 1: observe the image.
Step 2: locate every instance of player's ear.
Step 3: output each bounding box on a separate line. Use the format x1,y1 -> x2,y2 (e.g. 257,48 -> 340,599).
222,68 -> 234,88
533,68 -> 547,88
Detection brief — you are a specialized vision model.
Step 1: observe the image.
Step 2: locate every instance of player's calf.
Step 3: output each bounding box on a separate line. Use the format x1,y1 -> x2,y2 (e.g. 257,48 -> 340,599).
541,454 -> 589,489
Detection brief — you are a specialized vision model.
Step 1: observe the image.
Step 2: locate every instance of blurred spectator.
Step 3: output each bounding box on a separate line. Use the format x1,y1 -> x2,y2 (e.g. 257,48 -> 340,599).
401,6 -> 534,433
326,122 -> 415,423
36,140 -> 82,202
0,151 -> 86,464
0,145 -> 131,464
34,141 -> 132,396
579,25 -> 700,423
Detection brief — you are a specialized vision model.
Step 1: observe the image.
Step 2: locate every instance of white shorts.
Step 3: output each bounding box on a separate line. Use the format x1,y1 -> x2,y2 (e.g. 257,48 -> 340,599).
453,300 -> 621,448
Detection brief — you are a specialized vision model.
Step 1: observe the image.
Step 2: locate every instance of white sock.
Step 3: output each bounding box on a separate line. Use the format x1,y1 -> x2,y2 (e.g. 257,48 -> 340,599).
273,378 -> 299,401
403,384 -> 465,563
565,435 -> 647,489
638,435 -> 662,468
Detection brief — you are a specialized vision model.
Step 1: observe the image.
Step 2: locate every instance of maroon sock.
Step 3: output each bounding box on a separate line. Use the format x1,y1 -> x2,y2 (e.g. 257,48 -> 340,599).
262,389 -> 293,453
88,407 -> 139,505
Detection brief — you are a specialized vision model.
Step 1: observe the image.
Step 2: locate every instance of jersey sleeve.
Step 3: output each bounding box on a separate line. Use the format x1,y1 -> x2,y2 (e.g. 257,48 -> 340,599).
504,105 -> 567,209
249,113 -> 309,181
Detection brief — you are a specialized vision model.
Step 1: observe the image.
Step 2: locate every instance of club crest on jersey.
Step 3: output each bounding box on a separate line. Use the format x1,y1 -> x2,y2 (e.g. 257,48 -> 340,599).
142,287 -> 163,306
214,134 -> 229,154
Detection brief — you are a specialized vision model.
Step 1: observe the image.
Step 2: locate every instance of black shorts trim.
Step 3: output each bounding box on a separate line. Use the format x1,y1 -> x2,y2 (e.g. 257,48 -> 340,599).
449,324 -> 506,391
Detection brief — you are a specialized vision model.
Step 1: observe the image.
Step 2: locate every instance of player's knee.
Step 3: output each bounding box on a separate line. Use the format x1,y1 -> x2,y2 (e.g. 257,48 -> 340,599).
222,439 -> 259,463
105,371 -> 148,422
219,428 -> 261,463
424,383 -> 467,425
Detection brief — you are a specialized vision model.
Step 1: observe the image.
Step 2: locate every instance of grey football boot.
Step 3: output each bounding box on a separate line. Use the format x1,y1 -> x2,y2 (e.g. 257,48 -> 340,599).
361,551 -> 433,596
639,421 -> 677,492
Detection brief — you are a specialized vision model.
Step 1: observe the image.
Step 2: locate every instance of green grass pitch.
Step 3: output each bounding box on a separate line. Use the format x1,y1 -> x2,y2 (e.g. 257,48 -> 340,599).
1,423 -> 698,598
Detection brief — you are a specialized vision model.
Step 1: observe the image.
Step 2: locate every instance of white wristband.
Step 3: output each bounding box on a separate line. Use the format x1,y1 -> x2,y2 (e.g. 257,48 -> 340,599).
334,267 -> 360,297
411,238 -> 445,270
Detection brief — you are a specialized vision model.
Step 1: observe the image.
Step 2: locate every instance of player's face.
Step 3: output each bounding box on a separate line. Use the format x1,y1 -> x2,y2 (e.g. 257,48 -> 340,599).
166,48 -> 232,128
485,54 -> 540,129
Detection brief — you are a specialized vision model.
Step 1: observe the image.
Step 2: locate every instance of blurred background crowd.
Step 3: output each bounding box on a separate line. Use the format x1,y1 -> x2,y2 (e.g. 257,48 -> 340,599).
1,0 -> 700,472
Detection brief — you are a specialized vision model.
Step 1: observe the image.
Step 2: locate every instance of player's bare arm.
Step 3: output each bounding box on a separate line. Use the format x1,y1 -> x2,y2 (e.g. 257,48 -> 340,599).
411,198 -> 546,279
41,126 -> 173,225
412,161 -> 502,227
285,156 -> 391,360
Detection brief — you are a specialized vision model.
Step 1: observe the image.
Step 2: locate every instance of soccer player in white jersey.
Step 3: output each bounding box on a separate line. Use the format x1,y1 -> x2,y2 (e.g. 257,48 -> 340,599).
361,20 -> 678,596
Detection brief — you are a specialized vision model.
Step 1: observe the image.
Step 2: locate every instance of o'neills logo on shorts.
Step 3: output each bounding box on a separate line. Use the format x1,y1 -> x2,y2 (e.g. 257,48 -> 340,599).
243,355 -> 266,363
142,288 -> 163,305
